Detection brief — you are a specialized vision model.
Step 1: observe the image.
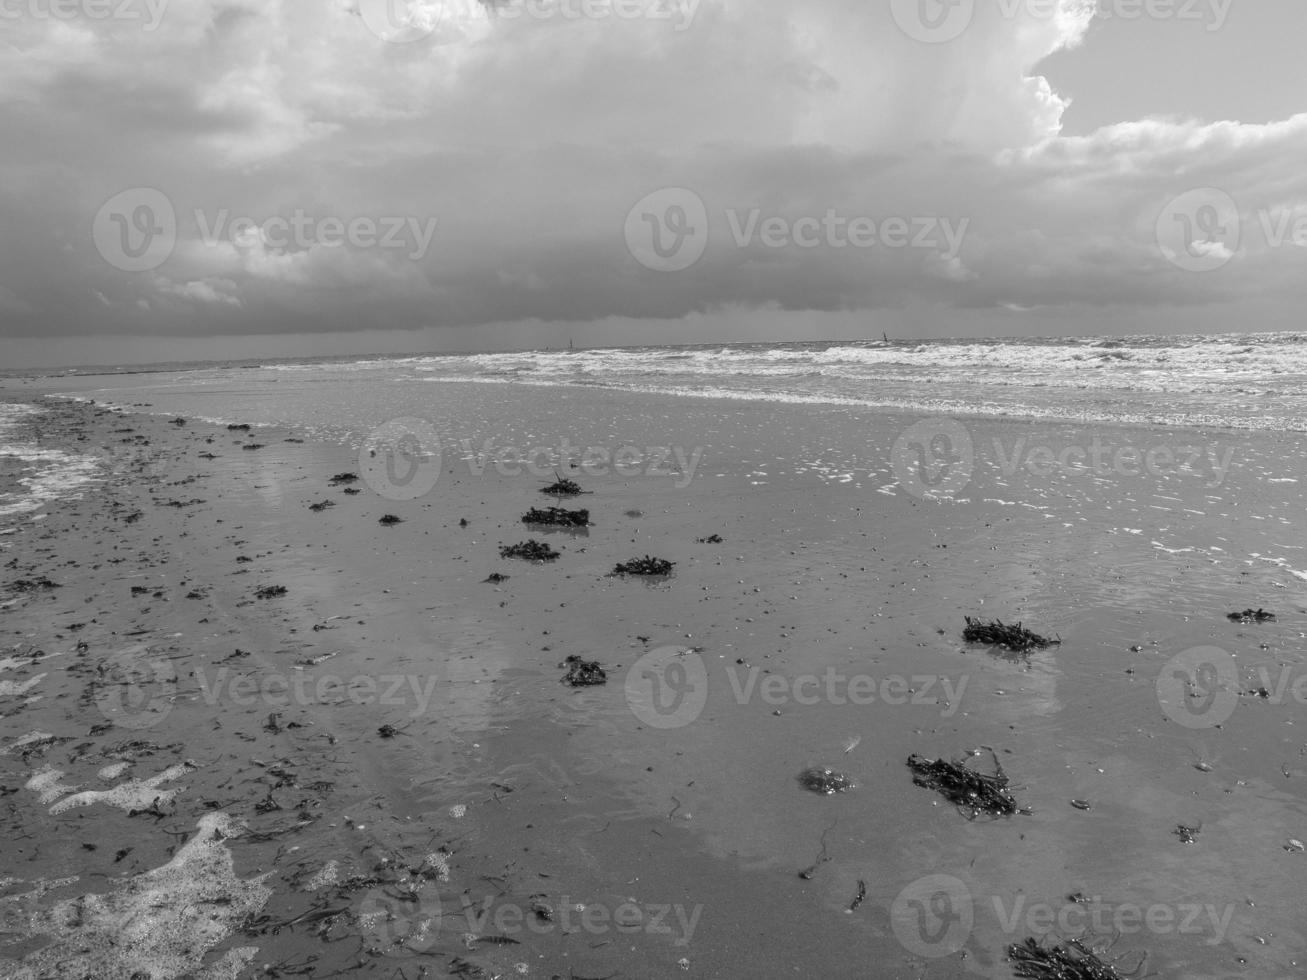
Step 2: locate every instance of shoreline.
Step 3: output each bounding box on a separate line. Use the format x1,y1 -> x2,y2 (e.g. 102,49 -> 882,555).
0,392 -> 1303,978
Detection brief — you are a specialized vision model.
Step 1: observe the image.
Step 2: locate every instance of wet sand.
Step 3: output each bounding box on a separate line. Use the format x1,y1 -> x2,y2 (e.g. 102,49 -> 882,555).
1,390 -> 1305,979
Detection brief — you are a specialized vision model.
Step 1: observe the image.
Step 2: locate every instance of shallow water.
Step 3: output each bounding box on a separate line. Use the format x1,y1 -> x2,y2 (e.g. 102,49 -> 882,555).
3,366 -> 1306,977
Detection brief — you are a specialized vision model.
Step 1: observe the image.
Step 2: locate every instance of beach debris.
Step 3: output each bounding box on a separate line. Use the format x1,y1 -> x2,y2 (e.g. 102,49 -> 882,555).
1227,608 -> 1275,623
459,518 -> 468,526
242,443 -> 265,450
308,500 -> 335,512
846,879 -> 867,913
1008,936 -> 1133,980
8,577 -> 61,592
696,534 -> 724,544
561,655 -> 607,686
798,767 -> 854,795
521,506 -> 590,527
255,585 -> 288,599
294,650 -> 339,668
377,724 -> 409,739
907,748 -> 1020,818
483,572 -> 510,584
1285,838 -> 1305,852
540,473 -> 588,496
1175,823 -> 1201,844
1070,799 -> 1092,810
842,735 -> 862,754
962,616 -> 1059,652
378,514 -> 403,525
328,472 -> 358,485
0,811 -> 271,979
798,818 -> 838,879
499,540 -> 560,562
612,556 -> 675,576
170,417 -> 187,426
227,423 -> 252,431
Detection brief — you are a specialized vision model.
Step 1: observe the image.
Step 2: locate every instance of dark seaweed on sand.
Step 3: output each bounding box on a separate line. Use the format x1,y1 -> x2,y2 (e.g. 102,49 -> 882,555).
963,616 -> 1059,652
907,749 -> 1019,818
561,655 -> 607,686
328,472 -> 358,485
378,514 -> 403,525
540,472 -> 589,496
612,556 -> 675,576
798,767 -> 853,795
255,585 -> 288,600
500,540 -> 560,562
1227,608 -> 1275,623
521,506 -> 590,527
1008,937 -> 1131,980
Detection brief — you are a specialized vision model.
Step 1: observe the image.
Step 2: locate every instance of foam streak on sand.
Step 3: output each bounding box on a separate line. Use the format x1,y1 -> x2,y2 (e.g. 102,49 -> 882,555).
0,812 -> 271,980
0,404 -> 100,523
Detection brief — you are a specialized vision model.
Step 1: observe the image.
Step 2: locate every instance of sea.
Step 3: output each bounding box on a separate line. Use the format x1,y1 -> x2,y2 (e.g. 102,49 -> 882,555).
3,332 -> 1307,522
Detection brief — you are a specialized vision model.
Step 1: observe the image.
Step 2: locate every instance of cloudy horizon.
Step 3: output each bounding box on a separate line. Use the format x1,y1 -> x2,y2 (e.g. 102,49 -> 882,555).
1,0 -> 1304,368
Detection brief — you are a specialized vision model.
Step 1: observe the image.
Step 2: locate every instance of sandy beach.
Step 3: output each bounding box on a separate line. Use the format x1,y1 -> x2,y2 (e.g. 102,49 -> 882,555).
0,382 -> 1304,979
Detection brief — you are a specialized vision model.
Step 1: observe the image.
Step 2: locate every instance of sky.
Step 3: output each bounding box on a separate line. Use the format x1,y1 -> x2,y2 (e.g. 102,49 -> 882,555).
0,0 -> 1304,368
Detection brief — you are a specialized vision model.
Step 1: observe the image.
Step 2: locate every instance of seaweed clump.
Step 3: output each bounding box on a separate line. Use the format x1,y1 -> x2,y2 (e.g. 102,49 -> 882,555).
378,514 -> 403,525
254,585 -> 288,600
560,655 -> 606,687
1008,937 -> 1130,980
612,556 -> 674,577
963,616 -> 1059,652
500,540 -> 560,562
907,748 -> 1020,818
328,472 -> 358,485
798,767 -> 854,795
540,474 -> 588,496
1227,608 -> 1275,623
522,507 -> 590,527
